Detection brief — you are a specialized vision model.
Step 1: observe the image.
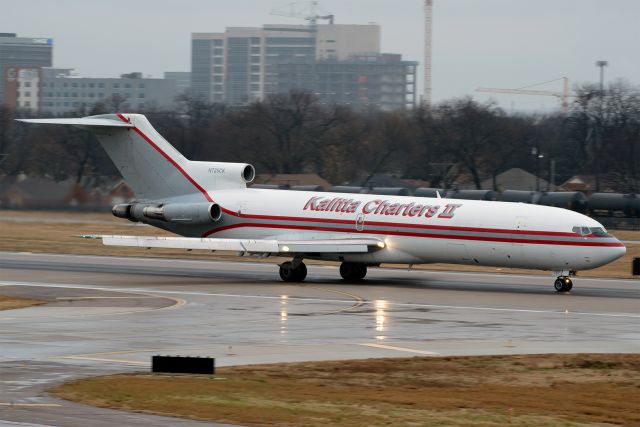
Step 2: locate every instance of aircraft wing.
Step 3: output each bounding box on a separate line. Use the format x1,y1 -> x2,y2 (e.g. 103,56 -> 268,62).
17,118 -> 134,128
81,235 -> 385,254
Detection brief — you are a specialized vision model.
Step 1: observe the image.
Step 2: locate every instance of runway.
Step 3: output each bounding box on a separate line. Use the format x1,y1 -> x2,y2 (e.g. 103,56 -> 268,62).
0,251 -> 639,426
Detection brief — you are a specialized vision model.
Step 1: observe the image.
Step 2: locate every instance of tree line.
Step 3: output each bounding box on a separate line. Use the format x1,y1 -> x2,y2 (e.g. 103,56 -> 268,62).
1,80 -> 639,193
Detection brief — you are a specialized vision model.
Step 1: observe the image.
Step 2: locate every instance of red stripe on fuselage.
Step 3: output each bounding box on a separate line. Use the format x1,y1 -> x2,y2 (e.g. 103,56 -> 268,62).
116,113 -> 213,203
202,222 -> 624,247
218,208 -> 578,238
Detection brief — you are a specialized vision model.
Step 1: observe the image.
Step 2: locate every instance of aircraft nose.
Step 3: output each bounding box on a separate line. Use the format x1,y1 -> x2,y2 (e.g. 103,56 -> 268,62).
602,241 -> 626,264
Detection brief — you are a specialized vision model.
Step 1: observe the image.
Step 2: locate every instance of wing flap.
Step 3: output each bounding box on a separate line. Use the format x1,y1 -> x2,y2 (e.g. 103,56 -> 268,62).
83,235 -> 384,254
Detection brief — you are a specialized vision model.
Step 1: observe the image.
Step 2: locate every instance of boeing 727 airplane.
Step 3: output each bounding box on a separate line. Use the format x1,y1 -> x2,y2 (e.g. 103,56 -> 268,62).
19,114 -> 626,292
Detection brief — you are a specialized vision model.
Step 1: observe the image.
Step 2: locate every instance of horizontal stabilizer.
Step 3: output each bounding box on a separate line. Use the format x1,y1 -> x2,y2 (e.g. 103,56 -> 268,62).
80,235 -> 385,254
17,118 -> 134,128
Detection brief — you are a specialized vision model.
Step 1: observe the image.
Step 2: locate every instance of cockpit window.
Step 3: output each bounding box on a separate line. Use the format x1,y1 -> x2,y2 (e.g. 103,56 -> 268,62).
590,227 -> 610,237
572,226 -> 610,237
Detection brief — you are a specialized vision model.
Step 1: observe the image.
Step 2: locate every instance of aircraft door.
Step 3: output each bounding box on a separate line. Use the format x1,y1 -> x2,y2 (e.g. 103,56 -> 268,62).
355,212 -> 365,231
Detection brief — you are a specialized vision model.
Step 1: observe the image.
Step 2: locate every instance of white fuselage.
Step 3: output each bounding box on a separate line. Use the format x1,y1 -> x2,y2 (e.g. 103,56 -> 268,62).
160,188 -> 625,272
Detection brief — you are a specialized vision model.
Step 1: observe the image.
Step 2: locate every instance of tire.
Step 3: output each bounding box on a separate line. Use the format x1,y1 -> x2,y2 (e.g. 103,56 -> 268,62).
279,261 -> 307,282
554,278 -> 565,292
564,278 -> 573,292
279,262 -> 296,282
293,262 -> 307,282
355,263 -> 367,280
340,262 -> 367,281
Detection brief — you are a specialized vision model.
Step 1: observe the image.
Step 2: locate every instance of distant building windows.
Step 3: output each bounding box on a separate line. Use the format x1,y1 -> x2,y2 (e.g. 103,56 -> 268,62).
251,56 -> 261,63
137,93 -> 145,98
125,83 -> 131,88
250,37 -> 260,44
24,91 -> 31,97
25,82 -> 31,87
250,83 -> 260,91
89,83 -> 95,88
214,66 -> 223,73
251,65 -> 260,73
98,82 -> 105,88
63,82 -> 68,87
213,76 -> 223,83
213,39 -> 223,46
72,82 -> 78,87
214,57 -> 223,65
138,83 -> 145,88
251,47 -> 261,54
113,83 -> 120,88
214,48 -> 223,55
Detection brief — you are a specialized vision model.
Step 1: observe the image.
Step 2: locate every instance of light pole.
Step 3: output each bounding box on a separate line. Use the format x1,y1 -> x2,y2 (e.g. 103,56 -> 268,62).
595,60 -> 608,192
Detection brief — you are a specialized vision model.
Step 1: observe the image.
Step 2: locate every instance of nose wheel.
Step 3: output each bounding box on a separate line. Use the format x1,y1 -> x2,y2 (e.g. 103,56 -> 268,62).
554,276 -> 573,292
279,261 -> 307,282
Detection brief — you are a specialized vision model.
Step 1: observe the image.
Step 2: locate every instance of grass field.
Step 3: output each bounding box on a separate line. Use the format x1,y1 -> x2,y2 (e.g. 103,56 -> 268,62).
0,295 -> 46,311
1,209 -> 638,279
51,354 -> 640,426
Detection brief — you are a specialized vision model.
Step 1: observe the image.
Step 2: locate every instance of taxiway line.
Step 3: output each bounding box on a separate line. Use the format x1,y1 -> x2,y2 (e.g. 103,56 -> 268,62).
359,343 -> 439,355
2,280 -> 638,319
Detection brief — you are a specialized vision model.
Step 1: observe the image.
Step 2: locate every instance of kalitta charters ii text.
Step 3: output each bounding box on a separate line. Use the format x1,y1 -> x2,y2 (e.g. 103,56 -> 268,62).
302,196 -> 461,219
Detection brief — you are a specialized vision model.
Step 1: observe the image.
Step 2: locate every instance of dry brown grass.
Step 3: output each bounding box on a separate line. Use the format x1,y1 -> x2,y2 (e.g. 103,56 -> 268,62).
51,354 -> 640,426
0,209 -> 638,278
0,295 -> 46,310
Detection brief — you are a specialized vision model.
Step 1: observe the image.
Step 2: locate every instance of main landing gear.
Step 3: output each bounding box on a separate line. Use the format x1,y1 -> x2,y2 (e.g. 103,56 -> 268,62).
278,260 -> 369,282
279,260 -> 307,282
339,262 -> 367,281
554,276 -> 573,292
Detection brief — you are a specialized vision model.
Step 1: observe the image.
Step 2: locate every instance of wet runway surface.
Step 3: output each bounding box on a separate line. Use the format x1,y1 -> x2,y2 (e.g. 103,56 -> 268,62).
0,251 -> 639,426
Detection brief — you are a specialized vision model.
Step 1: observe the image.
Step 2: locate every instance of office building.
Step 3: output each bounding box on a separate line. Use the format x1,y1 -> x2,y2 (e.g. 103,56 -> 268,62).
272,53 -> 417,111
0,33 -> 52,106
39,69 -> 178,115
191,23 -> 416,110
164,71 -> 191,95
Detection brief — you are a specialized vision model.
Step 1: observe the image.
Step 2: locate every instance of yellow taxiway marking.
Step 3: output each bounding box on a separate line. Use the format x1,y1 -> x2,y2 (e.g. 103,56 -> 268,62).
63,355 -> 148,366
360,343 -> 439,355
301,286 -> 365,315
62,345 -> 213,366
0,402 -> 61,407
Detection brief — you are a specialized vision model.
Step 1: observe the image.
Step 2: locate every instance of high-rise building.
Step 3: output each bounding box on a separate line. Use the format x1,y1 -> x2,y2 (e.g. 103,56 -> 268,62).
273,53 -> 417,111
0,33 -> 53,105
191,23 -> 416,110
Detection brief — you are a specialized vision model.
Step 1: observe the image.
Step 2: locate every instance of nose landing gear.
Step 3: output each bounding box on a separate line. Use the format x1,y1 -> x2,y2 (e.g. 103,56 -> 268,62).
554,276 -> 573,292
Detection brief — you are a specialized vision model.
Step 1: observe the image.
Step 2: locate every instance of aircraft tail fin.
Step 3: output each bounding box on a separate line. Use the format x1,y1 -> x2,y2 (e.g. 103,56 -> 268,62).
18,113 -> 254,202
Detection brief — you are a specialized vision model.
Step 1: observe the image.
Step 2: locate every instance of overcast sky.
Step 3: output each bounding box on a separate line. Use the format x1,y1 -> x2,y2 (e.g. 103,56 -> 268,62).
3,0 -> 638,113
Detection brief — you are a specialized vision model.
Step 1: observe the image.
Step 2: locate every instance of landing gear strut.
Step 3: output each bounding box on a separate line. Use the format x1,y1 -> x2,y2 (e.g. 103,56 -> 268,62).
279,260 -> 307,282
339,262 -> 367,281
554,276 -> 573,292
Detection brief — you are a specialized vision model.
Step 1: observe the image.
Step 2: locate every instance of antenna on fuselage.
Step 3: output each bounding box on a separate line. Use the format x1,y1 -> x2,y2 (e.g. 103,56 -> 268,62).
436,190 -> 442,199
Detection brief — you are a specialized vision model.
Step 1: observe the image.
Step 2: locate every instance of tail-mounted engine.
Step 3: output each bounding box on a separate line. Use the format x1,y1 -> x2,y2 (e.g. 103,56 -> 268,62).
113,203 -> 222,225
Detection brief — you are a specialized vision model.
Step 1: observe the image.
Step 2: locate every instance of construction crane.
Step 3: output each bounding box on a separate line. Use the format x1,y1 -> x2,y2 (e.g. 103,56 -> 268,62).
423,0 -> 433,106
476,77 -> 571,115
270,1 -> 334,27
